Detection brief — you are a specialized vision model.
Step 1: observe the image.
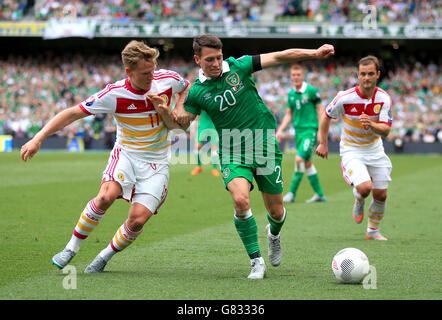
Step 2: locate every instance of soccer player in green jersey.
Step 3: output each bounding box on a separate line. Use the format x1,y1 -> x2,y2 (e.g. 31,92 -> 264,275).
175,34 -> 334,279
276,64 -> 326,203
190,109 -> 220,177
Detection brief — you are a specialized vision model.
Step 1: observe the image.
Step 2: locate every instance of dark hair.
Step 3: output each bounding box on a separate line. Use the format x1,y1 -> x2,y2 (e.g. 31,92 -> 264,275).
358,55 -> 380,72
193,34 -> 223,56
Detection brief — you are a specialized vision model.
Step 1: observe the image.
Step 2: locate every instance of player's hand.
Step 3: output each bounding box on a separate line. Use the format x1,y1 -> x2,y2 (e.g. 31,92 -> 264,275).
172,106 -> 192,126
146,94 -> 168,114
20,139 -> 41,162
275,131 -> 283,143
315,143 -> 328,159
359,112 -> 371,130
316,44 -> 335,59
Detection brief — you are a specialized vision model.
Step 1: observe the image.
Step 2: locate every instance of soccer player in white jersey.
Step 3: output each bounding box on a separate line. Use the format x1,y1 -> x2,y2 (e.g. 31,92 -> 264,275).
20,40 -> 190,272
316,55 -> 393,240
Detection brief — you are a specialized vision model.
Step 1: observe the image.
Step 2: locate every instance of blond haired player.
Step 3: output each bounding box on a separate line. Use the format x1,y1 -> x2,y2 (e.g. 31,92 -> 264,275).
316,55 -> 392,240
20,40 -> 189,272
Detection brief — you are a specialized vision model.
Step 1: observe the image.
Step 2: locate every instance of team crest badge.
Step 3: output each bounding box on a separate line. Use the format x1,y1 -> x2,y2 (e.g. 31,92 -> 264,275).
226,73 -> 240,87
222,168 -> 230,179
160,94 -> 169,105
374,104 -> 381,114
118,173 -> 124,181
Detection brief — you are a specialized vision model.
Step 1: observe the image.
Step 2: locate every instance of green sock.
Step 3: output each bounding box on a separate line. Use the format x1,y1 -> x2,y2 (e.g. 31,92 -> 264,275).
234,215 -> 261,259
307,173 -> 324,197
266,209 -> 286,236
289,171 -> 304,196
197,152 -> 201,166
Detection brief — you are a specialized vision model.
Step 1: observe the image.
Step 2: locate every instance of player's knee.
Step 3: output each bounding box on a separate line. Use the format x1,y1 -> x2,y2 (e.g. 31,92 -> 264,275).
232,194 -> 250,212
126,216 -> 146,232
268,205 -> 285,221
373,189 -> 387,202
356,182 -> 372,198
95,191 -> 118,209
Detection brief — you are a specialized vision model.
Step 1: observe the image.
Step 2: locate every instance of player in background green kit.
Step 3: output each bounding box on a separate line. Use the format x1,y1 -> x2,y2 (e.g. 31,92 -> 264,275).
276,64 -> 326,203
174,34 -> 334,279
190,109 -> 220,177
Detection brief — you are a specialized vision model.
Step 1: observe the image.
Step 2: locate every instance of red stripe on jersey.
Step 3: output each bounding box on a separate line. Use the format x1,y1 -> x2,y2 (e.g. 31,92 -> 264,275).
343,103 -> 365,116
79,104 -> 93,115
153,75 -> 180,82
97,84 -> 124,99
116,98 -> 155,113
332,88 -> 356,105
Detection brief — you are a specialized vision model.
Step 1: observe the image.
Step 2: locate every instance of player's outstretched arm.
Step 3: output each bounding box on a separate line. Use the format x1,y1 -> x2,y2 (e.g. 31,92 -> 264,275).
20,105 -> 88,162
315,112 -> 332,159
260,44 -> 334,69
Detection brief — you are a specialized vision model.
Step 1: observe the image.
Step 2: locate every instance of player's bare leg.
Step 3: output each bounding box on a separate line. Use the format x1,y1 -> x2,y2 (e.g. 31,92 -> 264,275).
352,180 -> 371,224
228,178 -> 266,279
262,192 -> 285,267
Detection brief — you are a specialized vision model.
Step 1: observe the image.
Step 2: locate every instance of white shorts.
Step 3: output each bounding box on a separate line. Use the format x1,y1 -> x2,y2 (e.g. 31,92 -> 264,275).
341,153 -> 392,190
102,147 -> 169,214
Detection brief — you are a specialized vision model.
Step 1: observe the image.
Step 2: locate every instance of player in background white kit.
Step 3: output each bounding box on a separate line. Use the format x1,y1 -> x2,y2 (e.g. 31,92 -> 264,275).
316,55 -> 392,240
20,40 -> 190,272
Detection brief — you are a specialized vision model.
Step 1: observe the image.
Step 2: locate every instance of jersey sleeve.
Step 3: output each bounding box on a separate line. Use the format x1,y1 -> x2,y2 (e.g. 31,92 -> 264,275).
232,55 -> 255,75
378,93 -> 393,126
184,87 -> 201,116
159,69 -> 189,94
79,85 -> 116,115
325,91 -> 344,119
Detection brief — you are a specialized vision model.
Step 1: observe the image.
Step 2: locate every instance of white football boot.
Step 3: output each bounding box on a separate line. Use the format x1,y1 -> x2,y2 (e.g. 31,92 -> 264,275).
266,224 -> 282,267
247,257 -> 266,279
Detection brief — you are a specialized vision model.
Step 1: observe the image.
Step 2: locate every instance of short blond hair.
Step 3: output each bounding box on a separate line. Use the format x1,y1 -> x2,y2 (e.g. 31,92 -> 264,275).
121,40 -> 159,70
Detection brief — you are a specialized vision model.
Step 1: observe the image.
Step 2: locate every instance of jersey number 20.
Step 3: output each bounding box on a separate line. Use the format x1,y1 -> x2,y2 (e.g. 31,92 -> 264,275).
215,89 -> 237,112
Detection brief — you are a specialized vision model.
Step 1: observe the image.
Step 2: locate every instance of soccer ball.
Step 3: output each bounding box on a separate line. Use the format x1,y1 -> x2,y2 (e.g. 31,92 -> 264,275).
332,248 -> 370,284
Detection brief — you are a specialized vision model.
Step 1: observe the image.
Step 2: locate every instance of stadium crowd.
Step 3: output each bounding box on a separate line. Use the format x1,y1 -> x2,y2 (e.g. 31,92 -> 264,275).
277,0 -> 441,24
0,52 -> 440,145
1,0 -> 441,23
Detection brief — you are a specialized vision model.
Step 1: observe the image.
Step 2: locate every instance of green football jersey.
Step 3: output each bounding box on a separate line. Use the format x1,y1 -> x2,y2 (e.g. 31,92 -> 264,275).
287,82 -> 321,130
185,56 -> 280,164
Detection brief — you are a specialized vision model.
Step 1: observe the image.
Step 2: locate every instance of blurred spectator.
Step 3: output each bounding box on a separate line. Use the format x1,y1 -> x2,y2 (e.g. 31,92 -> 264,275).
276,0 -> 442,24
34,0 -> 265,22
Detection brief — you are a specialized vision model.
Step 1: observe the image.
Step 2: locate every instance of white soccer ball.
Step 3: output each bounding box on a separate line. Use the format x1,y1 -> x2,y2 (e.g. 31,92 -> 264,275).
331,248 -> 370,284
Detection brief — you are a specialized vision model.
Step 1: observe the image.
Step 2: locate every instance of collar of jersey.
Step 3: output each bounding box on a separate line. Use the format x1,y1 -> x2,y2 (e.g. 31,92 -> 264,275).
294,81 -> 308,93
198,61 -> 230,83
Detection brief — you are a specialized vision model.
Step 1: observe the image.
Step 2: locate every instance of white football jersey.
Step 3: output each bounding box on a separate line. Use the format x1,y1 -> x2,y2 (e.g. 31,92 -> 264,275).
79,69 -> 189,163
325,85 -> 392,156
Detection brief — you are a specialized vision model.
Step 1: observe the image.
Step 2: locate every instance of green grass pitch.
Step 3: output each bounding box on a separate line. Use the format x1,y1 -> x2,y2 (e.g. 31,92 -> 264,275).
0,151 -> 440,300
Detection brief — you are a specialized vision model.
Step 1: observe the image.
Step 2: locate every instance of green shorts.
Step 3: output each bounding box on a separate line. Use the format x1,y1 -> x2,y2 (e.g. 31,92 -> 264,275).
295,129 -> 317,161
220,156 -> 283,194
